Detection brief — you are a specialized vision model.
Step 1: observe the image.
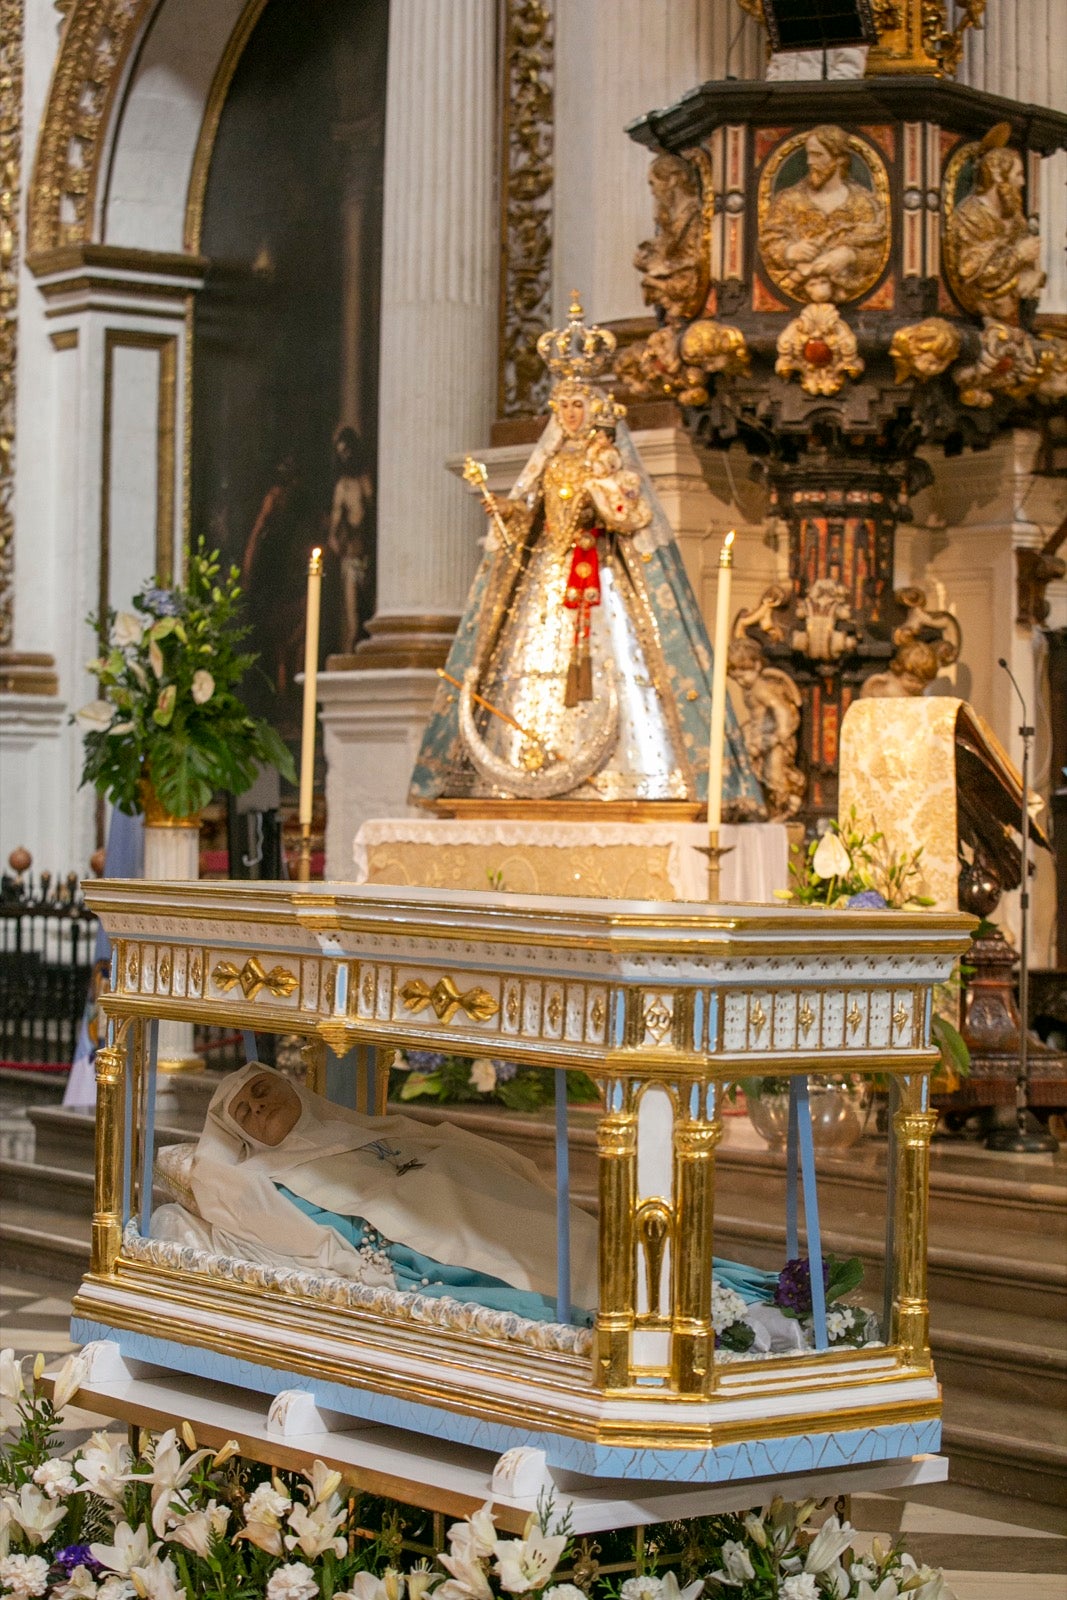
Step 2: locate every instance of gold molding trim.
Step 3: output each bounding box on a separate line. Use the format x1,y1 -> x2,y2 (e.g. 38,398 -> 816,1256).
48,328 -> 79,350
498,0 -> 554,417
182,0 -> 268,253
0,0 -> 21,651
0,651 -> 60,696
27,0 -> 156,256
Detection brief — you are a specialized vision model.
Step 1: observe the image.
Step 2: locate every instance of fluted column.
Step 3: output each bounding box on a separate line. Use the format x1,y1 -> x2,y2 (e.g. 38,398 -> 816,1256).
355,0 -> 497,667
553,0 -> 762,323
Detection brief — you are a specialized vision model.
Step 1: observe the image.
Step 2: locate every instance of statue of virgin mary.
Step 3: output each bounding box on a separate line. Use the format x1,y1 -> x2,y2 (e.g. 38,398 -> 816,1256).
409,297 -> 764,814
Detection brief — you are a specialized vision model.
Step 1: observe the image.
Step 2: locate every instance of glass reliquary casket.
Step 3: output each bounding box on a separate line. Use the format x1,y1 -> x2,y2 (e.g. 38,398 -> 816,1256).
79,880 -> 972,1486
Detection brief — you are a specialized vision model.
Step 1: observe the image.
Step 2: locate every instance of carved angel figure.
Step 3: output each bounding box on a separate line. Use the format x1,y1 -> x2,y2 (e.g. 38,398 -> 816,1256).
727,638 -> 805,819
409,298 -> 764,812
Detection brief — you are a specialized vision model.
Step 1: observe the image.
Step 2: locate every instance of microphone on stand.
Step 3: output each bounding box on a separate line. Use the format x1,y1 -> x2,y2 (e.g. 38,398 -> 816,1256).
985,658 -> 1058,1152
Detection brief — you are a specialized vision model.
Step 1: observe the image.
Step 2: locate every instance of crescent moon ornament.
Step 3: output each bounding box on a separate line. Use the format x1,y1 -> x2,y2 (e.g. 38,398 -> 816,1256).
458,668 -> 619,799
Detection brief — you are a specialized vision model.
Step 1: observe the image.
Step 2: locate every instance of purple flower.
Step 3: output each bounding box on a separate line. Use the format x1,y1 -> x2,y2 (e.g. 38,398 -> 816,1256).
847,890 -> 888,909
402,1050 -> 446,1072
492,1059 -> 518,1082
774,1256 -> 830,1316
54,1546 -> 104,1577
139,586 -> 180,616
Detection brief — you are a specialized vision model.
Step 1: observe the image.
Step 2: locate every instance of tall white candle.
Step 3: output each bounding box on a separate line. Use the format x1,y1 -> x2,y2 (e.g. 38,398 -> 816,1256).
707,529 -> 735,838
298,547 -> 324,830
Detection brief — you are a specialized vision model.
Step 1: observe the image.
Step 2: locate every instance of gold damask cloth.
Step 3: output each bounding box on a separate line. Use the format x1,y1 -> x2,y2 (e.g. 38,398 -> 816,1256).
839,698 -> 965,910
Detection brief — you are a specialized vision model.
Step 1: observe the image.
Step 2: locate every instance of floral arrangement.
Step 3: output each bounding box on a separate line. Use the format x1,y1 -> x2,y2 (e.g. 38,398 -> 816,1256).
391,1054 -> 598,1113
75,541 -> 294,820
775,812 -> 969,1088
713,1256 -> 872,1357
0,1347 -> 957,1600
779,811 -> 934,913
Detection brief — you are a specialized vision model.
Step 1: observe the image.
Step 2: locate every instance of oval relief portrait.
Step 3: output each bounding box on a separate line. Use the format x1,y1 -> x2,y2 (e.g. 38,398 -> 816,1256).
758,125 -> 890,305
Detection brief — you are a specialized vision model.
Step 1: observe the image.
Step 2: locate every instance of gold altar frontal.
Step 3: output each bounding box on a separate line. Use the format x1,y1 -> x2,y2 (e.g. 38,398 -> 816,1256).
78,878 -> 973,1487
353,818 -> 789,902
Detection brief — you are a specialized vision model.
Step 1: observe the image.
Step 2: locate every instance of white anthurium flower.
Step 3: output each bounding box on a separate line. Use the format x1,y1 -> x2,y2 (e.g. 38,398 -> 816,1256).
128,1554 -> 187,1600
91,1521 -> 159,1577
51,1350 -> 90,1414
492,1525 -> 568,1594
148,640 -> 165,679
812,830 -> 852,880
109,721 -> 135,735
113,613 -> 144,648
265,1562 -> 320,1600
0,1551 -> 51,1597
284,1495 -> 347,1560
190,669 -> 215,705
76,700 -> 116,732
469,1058 -> 497,1093
164,1499 -> 230,1558
1,1481 -> 68,1546
74,1431 -> 133,1509
803,1515 -> 855,1575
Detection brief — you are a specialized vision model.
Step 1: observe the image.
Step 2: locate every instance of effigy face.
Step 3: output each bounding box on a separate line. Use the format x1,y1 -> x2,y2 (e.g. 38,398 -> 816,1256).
80,880 -> 972,1485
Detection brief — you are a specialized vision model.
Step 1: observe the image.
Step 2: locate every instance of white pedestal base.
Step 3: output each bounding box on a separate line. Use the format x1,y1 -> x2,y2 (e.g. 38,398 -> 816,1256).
318,668 -> 441,881
48,1349 -> 948,1534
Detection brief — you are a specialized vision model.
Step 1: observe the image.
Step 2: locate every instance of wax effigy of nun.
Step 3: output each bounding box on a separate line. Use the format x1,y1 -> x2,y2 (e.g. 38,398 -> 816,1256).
151,1063 -> 814,1350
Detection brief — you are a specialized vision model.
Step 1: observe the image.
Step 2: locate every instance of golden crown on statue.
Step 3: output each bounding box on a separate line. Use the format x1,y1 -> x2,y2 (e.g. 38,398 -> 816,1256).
537,292 -> 618,385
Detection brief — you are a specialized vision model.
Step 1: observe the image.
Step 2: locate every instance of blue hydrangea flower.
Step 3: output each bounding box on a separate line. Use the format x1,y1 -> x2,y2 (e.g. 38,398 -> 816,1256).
491,1059 -> 518,1082
402,1050 -> 447,1072
139,586 -> 180,616
847,890 -> 887,909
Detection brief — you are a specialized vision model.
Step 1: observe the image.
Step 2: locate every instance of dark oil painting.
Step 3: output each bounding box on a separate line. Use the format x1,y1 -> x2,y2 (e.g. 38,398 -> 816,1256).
191,0 -> 388,784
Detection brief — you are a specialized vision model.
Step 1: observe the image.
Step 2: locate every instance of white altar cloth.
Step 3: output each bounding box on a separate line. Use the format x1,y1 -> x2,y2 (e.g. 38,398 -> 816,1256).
352,819 -> 789,903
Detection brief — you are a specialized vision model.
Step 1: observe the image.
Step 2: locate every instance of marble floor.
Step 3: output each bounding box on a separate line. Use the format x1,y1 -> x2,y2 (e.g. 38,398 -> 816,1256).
2,1272 -> 1065,1598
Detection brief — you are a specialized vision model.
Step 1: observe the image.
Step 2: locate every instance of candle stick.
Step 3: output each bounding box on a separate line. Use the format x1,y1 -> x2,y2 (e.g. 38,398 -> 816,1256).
706,529 -> 735,899
297,546 -> 323,883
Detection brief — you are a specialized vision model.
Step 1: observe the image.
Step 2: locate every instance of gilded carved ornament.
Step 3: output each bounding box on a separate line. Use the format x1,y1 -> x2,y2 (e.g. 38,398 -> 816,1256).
734,0 -> 984,76
498,0 -> 554,416
775,303 -> 864,397
861,588 -> 961,699
211,957 -> 299,1001
27,0 -> 154,256
890,319 -> 962,383
399,976 -> 499,1026
0,0 -> 20,651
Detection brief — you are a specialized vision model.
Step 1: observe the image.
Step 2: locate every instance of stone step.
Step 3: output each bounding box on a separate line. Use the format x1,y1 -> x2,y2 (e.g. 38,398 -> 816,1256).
0,1197 -> 89,1284
27,1104 -> 200,1173
940,1393 -> 1067,1506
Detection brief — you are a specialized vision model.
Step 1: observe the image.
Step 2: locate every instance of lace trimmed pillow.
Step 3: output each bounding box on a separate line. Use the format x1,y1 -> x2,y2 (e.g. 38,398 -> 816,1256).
154,1141 -> 202,1216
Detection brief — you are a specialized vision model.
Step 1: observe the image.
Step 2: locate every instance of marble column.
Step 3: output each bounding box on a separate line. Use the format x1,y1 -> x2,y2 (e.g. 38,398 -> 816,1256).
320,0 -> 498,873
355,0 -> 497,667
552,0 -> 763,324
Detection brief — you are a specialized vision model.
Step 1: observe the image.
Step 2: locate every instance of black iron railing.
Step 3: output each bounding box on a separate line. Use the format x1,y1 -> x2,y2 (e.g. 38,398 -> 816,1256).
0,861 -> 99,1069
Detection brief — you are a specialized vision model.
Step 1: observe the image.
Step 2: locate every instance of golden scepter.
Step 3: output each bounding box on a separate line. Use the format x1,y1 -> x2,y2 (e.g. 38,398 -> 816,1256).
436,668 -> 545,751
462,457 -> 522,564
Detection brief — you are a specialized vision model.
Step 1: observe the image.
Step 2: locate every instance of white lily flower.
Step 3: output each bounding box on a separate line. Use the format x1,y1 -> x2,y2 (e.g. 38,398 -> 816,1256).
406,1560 -> 439,1600
76,700 -> 116,732
98,1579 -> 137,1600
74,1431 -> 133,1509
0,1551 -> 51,1597
191,669 -> 215,705
52,1350 -> 90,1413
302,1459 -> 342,1505
660,1576 -> 703,1600
91,1522 -> 160,1576
1,1481 -> 68,1546
449,1502 -> 497,1562
741,1512 -> 767,1549
339,1578 -> 389,1600
436,1549 -> 493,1600
51,1563 -> 102,1599
720,1540 -> 755,1583
854,1579 -> 902,1600
492,1525 -> 568,1593
113,613 -> 144,648
0,1348 -> 24,1404
812,830 -> 852,880
164,1498 -> 229,1557
129,1554 -> 186,1600
803,1515 -> 855,1575
284,1495 -> 347,1560
129,1428 -> 215,1539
